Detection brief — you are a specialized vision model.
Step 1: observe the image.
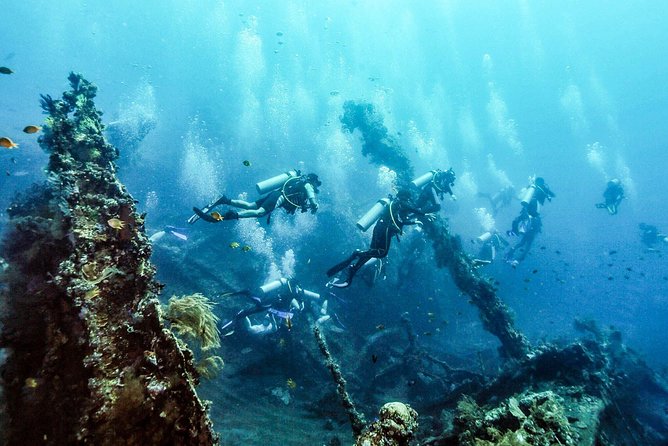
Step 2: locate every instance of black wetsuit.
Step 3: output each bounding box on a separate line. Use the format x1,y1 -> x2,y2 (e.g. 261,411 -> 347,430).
598,183 -> 624,215
506,214 -> 542,263
220,290 -> 296,333
415,171 -> 455,213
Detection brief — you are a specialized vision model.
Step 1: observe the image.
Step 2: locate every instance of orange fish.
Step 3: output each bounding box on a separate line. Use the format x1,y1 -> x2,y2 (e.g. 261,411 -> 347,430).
210,211 -> 223,221
23,125 -> 42,134
0,137 -> 18,149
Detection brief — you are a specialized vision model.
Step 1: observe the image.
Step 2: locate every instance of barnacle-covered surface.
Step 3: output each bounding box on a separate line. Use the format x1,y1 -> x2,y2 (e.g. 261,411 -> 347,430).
354,402 -> 419,446
0,73 -> 216,445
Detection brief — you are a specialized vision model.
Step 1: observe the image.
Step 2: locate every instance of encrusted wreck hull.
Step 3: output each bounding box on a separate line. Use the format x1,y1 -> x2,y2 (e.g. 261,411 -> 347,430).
0,73 -> 216,445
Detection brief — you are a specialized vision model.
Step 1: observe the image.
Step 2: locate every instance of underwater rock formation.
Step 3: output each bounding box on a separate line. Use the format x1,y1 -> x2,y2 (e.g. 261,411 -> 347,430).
0,73 -> 216,445
340,101 -> 530,359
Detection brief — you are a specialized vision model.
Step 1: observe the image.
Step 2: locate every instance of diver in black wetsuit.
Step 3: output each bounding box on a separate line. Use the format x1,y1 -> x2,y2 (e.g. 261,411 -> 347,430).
219,278 -> 324,336
478,185 -> 516,215
639,223 -> 668,252
596,179 -> 624,215
505,176 -> 554,266
188,171 -> 321,224
327,190 -> 431,288
414,168 -> 457,213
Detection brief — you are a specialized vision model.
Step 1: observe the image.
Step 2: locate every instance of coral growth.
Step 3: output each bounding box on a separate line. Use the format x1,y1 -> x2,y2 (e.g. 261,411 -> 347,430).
0,73 -> 216,445
456,392 -> 578,446
164,293 -> 221,351
355,402 -> 419,446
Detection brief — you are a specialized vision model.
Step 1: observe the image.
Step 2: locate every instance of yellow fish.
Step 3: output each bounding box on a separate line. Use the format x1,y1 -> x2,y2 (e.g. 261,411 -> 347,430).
242,160 -> 251,167
242,245 -> 252,252
25,377 -> 39,388
85,288 -> 100,299
107,218 -> 125,230
210,211 -> 223,221
23,125 -> 42,134
0,137 -> 18,149
286,378 -> 297,389
229,242 -> 240,249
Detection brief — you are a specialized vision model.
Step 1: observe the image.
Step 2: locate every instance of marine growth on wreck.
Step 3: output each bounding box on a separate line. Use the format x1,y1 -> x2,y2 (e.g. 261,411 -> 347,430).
0,73 -> 216,445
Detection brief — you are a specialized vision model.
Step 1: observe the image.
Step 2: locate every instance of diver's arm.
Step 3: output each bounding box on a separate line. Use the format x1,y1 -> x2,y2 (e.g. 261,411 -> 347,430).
304,183 -> 319,213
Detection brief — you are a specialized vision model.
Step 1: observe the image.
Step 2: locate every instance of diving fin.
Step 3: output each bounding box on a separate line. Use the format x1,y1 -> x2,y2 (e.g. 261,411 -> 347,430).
326,252 -> 358,277
189,207 -> 220,223
187,195 -> 230,224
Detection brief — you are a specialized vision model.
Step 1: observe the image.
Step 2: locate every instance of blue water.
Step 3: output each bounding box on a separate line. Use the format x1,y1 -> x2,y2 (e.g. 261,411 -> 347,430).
3,0 -> 668,441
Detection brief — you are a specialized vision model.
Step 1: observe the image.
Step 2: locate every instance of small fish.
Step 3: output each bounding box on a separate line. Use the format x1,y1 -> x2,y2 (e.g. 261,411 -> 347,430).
210,211 -> 223,221
85,288 -> 100,299
423,331 -> 433,336
375,324 -> 385,330
329,90 -> 339,96
427,312 -> 435,318
10,157 -> 15,163
24,377 -> 39,388
278,338 -> 287,348
286,378 -> 297,389
242,245 -> 252,252
229,242 -> 240,249
107,218 -> 125,230
276,31 -> 284,37
242,160 -> 251,167
286,316 -> 292,330
0,137 -> 19,149
0,67 -> 13,75
22,125 -> 42,134
532,269 -> 538,274
5,171 -> 10,176
371,354 -> 378,363
609,250 -> 618,255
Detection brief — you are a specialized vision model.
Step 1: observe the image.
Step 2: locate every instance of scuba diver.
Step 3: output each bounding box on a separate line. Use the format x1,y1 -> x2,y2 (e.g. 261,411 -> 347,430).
596,179 -> 624,215
477,185 -> 516,215
639,223 -> 668,252
219,278 -> 326,336
505,176 -> 554,266
412,168 -> 457,213
474,230 -> 509,264
326,189 -> 432,288
504,211 -> 542,266
187,169 -> 321,224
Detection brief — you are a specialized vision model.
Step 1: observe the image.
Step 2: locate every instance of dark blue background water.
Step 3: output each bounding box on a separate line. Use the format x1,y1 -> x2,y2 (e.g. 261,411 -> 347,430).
2,0 -> 668,375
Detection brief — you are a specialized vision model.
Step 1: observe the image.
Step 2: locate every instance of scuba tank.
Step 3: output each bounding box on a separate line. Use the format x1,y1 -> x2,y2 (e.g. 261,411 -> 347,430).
477,231 -> 493,244
259,278 -> 320,299
356,198 -> 391,232
520,185 -> 536,207
412,171 -> 436,189
259,278 -> 288,294
256,170 -> 299,195
302,289 -> 320,299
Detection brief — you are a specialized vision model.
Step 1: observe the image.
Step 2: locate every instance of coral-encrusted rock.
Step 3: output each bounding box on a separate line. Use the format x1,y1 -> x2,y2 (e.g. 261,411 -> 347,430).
0,73 -> 216,445
355,402 -> 419,446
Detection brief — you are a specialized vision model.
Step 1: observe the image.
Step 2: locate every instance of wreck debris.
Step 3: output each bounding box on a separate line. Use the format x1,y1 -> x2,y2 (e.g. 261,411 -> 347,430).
314,325 -> 367,437
0,73 -> 216,444
340,100 -> 531,359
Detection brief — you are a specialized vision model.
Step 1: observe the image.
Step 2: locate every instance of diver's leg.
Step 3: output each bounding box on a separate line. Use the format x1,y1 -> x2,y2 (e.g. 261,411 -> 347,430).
327,250 -> 361,277
228,199 -> 259,210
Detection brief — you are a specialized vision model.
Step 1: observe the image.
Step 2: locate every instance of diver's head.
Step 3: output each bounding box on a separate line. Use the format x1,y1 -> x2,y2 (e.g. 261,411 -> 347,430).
608,178 -> 621,187
535,177 -> 545,187
396,189 -> 413,203
306,173 -> 322,191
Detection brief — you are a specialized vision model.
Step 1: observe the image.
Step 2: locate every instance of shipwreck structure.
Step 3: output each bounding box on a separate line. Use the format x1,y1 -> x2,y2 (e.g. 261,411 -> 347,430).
0,73 -> 216,445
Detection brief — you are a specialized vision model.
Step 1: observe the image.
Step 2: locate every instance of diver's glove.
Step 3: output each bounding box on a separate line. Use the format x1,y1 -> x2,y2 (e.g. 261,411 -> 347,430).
310,202 -> 319,214
423,213 -> 437,222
